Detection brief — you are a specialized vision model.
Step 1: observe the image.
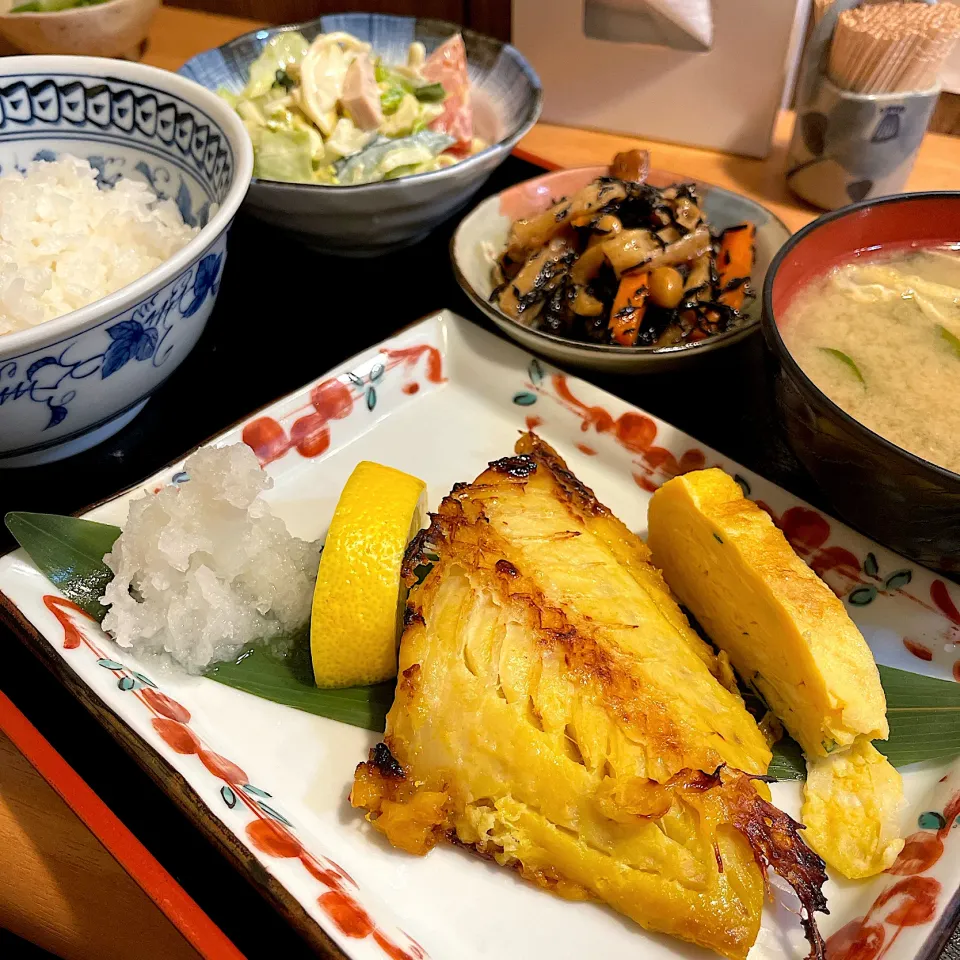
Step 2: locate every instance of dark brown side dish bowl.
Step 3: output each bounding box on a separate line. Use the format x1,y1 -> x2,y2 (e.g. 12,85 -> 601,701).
761,192 -> 960,572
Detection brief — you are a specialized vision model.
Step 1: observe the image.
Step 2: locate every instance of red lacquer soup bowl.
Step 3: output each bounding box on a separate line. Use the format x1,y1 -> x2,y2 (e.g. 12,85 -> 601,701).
762,192 -> 960,571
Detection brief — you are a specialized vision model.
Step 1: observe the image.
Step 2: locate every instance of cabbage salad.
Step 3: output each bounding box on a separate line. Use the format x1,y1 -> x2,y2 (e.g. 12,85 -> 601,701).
220,30 -> 485,186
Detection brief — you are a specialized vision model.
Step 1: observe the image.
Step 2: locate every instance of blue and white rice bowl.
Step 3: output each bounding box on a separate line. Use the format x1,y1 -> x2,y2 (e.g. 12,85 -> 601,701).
0,55 -> 252,468
180,13 -> 541,256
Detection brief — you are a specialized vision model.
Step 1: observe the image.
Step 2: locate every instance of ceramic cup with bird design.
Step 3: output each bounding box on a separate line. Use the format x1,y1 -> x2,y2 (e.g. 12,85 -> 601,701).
786,76 -> 939,210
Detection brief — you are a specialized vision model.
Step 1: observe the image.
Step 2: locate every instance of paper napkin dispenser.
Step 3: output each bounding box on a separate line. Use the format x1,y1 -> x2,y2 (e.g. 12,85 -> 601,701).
584,0 -> 713,51
514,0 -> 810,158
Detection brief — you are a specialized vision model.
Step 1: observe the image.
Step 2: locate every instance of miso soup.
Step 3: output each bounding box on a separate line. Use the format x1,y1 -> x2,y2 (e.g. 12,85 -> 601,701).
781,246 -> 960,474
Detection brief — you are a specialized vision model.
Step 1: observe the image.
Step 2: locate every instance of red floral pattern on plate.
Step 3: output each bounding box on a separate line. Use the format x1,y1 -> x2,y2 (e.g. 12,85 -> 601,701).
514,367 -> 708,488
43,596 -> 427,960
932,581 -> 960,627
243,344 -> 446,467
827,791 -> 960,959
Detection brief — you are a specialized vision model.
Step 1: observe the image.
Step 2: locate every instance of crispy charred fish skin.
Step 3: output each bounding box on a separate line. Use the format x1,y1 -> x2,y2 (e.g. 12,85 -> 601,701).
351,435 -> 827,960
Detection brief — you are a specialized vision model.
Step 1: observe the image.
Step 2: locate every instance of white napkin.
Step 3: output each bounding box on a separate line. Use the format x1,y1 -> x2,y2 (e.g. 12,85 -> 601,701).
583,0 -> 714,50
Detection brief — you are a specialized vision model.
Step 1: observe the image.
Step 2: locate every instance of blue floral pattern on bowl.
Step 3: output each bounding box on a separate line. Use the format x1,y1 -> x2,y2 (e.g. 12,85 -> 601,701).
0,58 -> 251,467
4,249 -> 223,432
0,73 -> 234,194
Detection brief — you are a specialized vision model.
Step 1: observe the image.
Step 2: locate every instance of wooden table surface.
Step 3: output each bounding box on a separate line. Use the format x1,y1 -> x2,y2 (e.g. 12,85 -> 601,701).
519,114 -> 960,234
2,5 -> 960,959
0,705 -> 203,960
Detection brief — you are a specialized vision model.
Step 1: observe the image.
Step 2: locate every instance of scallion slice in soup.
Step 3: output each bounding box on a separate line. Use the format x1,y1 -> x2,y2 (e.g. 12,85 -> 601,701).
938,324 -> 960,360
818,347 -> 865,386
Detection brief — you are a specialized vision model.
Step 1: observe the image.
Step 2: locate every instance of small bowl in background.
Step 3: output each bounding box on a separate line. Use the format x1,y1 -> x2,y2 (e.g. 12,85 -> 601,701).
452,164 -> 791,373
0,0 -> 159,58
180,13 -> 541,257
762,191 -> 960,570
0,55 -> 253,468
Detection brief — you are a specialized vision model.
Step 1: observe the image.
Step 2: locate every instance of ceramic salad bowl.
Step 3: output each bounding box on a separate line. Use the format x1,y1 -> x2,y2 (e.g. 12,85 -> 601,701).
0,0 -> 159,58
0,55 -> 253,469
452,164 -> 791,373
180,13 -> 541,257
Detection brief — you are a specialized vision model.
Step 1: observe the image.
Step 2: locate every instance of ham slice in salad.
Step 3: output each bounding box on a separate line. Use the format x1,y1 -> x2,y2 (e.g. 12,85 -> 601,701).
421,34 -> 474,153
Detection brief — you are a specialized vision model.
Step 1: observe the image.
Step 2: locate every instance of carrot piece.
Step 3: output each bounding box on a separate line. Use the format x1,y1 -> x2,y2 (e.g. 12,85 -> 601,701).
609,271 -> 649,346
717,222 -> 756,311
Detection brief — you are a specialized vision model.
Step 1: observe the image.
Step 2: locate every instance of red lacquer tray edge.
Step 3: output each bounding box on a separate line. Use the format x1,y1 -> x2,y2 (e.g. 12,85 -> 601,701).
0,689 -> 246,960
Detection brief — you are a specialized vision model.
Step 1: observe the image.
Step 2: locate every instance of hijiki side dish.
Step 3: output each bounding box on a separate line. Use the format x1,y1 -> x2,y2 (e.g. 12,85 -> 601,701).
491,150 -> 757,348
221,30 -> 485,185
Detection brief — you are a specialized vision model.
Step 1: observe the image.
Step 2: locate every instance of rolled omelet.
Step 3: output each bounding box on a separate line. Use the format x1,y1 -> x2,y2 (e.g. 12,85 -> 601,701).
803,740 -> 904,878
647,468 -> 886,757
647,468 -> 904,879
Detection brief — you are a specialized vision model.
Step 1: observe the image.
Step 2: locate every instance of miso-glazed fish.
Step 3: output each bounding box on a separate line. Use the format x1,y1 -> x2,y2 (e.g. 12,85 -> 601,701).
352,435 -> 827,959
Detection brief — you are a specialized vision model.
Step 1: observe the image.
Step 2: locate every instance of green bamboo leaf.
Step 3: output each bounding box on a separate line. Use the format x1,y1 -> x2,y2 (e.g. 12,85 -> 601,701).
5,512 -> 119,621
205,633 -> 394,731
7,512 -> 392,730
819,347 -> 865,385
768,735 -> 806,780
768,666 -> 960,780
877,665 -> 960,768
939,325 -> 960,359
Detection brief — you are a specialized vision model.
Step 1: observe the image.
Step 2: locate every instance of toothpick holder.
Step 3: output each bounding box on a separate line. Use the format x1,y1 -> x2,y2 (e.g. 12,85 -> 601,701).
786,76 -> 939,210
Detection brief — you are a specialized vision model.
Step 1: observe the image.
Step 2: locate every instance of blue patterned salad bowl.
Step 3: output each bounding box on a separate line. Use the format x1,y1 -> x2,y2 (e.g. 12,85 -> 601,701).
0,55 -> 252,468
180,13 -> 541,257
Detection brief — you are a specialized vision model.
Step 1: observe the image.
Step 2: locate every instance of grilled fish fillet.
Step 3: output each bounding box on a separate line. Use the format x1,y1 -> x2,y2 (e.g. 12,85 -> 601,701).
352,436 -> 827,959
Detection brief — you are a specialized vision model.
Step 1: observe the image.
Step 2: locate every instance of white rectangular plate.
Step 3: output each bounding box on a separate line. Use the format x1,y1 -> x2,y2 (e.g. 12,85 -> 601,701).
3,310 -> 960,960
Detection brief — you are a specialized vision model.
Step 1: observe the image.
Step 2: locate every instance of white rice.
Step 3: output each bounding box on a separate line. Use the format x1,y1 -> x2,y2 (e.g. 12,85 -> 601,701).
101,443 -> 321,674
0,154 -> 198,337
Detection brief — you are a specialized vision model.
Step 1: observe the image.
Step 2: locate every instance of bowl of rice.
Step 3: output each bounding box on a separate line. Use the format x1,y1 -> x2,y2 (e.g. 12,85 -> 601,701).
0,54 -> 252,468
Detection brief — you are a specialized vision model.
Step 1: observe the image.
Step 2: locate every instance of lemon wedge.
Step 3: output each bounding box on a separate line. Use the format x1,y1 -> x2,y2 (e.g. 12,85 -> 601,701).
310,461 -> 426,688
